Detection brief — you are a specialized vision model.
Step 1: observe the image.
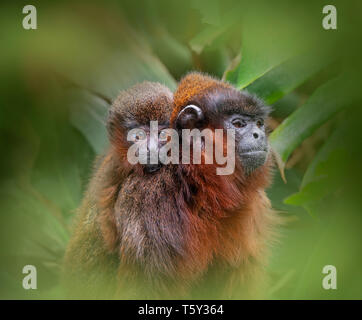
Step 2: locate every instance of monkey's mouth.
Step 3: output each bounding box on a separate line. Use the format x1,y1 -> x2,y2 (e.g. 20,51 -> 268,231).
240,146 -> 268,158
241,150 -> 267,156
144,163 -> 163,173
239,150 -> 268,173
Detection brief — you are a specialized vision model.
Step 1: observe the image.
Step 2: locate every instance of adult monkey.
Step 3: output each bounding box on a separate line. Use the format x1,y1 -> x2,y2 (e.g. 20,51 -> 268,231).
169,72 -> 280,298
64,74 -> 279,299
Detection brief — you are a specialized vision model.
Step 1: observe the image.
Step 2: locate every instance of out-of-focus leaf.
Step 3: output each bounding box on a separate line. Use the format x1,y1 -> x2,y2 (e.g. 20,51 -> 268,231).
268,269 -> 296,297
224,20 -> 297,89
0,180 -> 69,256
191,0 -> 221,26
71,48 -> 176,102
284,118 -> 356,215
269,73 -> 360,164
245,53 -> 334,105
68,90 -> 109,155
284,177 -> 333,209
149,29 -> 192,78
267,168 -> 305,216
67,45 -> 176,154
284,150 -> 348,214
190,24 -> 231,55
300,124 -> 347,188
199,47 -> 230,78
64,22 -> 177,152
272,106 -> 362,297
31,120 -> 93,214
67,47 -> 177,155
226,48 -> 289,90
189,2 -> 242,55
224,2 -> 328,90
270,92 -> 301,118
21,6 -> 177,102
128,1 -> 193,78
269,190 -> 362,299
0,181 -> 69,293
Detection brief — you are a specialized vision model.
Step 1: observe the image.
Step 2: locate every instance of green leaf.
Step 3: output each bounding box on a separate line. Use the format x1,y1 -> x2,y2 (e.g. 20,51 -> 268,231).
65,29 -> 177,154
226,44 -> 289,90
224,19 -> 297,89
284,177 -> 332,208
267,168 -> 305,216
30,120 -> 93,214
40,9 -> 177,101
284,149 -> 349,215
189,24 -> 230,55
191,0 -> 222,26
189,4 -> 241,55
77,48 -> 176,102
245,53 -> 334,105
284,118 -> 357,215
68,90 -> 109,155
67,46 -> 177,155
270,92 -> 301,118
269,73 -> 360,164
224,4 -> 333,91
301,124 -> 348,188
0,180 -> 70,255
149,29 -> 192,78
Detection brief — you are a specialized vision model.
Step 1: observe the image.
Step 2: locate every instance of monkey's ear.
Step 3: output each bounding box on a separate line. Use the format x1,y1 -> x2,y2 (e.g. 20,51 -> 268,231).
176,105 -> 204,129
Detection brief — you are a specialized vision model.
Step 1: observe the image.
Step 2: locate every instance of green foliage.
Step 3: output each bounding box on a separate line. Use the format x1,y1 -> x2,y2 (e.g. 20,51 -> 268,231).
269,73 -> 360,164
0,0 -> 361,299
245,52 -> 335,105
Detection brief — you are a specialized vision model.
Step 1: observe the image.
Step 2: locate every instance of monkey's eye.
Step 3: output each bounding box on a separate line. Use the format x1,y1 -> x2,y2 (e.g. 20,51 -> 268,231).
256,119 -> 264,128
232,119 -> 247,128
132,130 -> 146,141
159,130 -> 168,140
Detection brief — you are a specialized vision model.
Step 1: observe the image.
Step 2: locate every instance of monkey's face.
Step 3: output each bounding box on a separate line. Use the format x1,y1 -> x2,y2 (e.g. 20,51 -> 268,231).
127,123 -> 170,174
107,82 -> 174,174
224,113 -> 268,173
175,86 -> 270,174
109,118 -> 171,174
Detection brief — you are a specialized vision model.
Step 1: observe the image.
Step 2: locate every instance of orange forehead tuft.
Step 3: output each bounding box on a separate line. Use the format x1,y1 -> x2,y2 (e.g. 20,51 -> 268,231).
171,72 -> 231,124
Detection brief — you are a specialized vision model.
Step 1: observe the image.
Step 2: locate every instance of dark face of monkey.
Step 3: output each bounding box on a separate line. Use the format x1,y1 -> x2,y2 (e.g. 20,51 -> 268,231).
175,84 -> 270,174
224,111 -> 268,173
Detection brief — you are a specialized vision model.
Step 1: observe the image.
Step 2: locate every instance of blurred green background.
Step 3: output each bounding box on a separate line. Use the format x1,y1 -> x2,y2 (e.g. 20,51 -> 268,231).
0,0 -> 361,299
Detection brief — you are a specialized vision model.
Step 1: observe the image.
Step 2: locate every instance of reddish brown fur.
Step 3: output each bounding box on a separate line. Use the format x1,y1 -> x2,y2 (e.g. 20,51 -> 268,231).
169,73 -> 279,297
63,74 -> 279,299
63,82 -> 177,298
170,72 -> 232,124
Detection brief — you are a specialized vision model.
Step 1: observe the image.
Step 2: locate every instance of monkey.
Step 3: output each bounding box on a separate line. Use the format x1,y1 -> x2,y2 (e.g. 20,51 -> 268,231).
168,72 -> 280,298
63,81 -> 177,298
63,73 -> 279,299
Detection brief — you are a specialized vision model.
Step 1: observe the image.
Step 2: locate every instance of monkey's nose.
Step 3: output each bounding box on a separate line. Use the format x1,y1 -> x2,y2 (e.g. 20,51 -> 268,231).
144,163 -> 162,173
